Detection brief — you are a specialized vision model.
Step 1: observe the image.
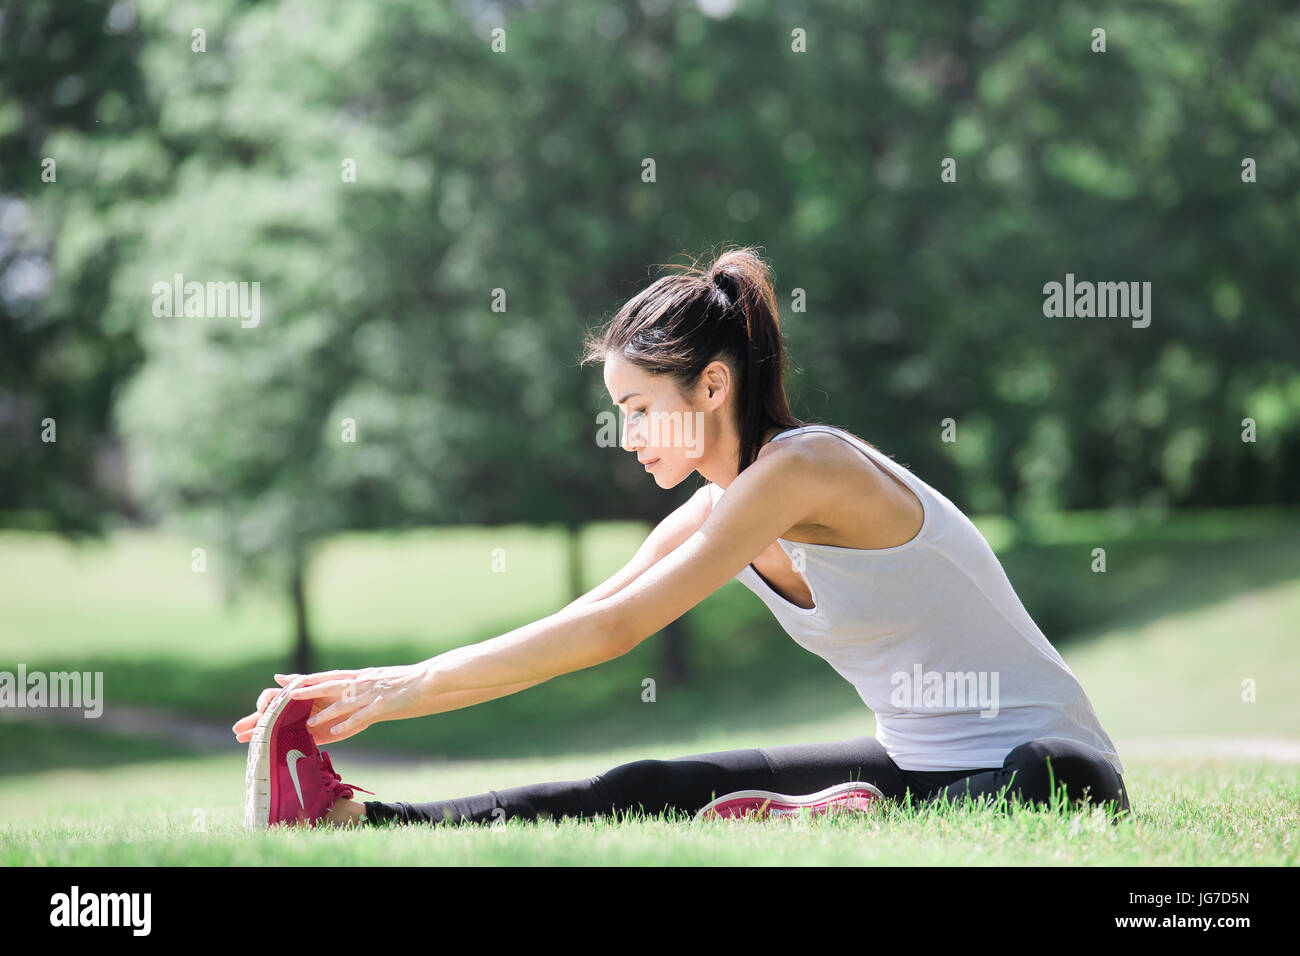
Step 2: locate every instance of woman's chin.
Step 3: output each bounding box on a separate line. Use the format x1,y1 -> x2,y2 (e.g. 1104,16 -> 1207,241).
651,467 -> 687,489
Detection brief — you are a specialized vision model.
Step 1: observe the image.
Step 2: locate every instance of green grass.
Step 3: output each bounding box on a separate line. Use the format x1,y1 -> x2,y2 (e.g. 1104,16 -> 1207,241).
0,520 -> 648,663
995,506 -> 1300,642
1065,575 -> 1300,737
2,507 -> 1297,758
2,507 -> 1299,864
2,734 -> 1296,865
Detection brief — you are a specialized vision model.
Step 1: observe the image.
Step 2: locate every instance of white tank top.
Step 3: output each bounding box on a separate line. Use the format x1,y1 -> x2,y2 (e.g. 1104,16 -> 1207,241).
708,424 -> 1123,774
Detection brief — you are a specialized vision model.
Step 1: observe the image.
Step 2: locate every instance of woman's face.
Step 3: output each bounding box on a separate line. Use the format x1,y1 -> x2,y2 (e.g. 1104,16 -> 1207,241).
603,352 -> 725,488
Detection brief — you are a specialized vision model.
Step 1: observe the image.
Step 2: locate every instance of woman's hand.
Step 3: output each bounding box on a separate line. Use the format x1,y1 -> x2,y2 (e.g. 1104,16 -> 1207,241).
231,676 -> 304,744
278,664 -> 431,746
230,666 -> 430,746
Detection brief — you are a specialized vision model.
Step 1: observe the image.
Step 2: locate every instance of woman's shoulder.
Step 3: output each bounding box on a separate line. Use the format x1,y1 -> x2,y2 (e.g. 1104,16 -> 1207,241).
720,424 -> 893,493
759,425 -> 917,510
758,424 -> 878,470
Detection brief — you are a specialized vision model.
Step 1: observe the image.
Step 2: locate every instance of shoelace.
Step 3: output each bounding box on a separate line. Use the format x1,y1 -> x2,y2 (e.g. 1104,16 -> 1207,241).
319,749 -> 374,798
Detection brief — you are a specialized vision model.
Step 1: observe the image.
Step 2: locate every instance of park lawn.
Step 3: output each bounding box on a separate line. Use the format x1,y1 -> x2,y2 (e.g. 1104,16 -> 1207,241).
3,561 -> 1299,865
1,505 -> 1298,864
0,519 -> 647,664
1,507 -> 1297,758
1,725 -> 1296,866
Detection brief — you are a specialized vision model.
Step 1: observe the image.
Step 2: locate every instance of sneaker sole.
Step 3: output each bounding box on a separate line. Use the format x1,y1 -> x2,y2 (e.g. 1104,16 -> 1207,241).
693,780 -> 885,822
243,683 -> 299,829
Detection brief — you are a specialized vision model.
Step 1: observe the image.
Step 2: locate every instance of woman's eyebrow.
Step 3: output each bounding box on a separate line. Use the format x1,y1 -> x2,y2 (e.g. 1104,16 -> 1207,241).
616,391 -> 643,404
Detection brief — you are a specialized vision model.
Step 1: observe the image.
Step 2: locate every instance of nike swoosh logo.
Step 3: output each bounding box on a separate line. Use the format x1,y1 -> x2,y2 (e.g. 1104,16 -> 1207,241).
286,750 -> 308,810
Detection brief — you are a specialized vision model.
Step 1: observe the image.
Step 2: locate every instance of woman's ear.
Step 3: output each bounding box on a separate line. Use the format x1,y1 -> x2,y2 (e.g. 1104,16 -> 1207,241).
700,361 -> 731,407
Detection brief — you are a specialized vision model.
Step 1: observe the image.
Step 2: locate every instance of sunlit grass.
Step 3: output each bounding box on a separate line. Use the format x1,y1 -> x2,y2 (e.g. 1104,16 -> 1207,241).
2,746 -> 1295,865
2,508 -> 1298,864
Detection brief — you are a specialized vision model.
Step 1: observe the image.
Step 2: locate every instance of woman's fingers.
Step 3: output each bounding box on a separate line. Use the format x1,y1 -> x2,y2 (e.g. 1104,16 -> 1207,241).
307,706 -> 371,746
278,670 -> 357,690
232,684 -> 297,739
232,669 -> 371,745
232,707 -> 271,739
232,712 -> 259,736
321,706 -> 369,741
257,687 -> 283,712
303,696 -> 363,732
288,679 -> 352,701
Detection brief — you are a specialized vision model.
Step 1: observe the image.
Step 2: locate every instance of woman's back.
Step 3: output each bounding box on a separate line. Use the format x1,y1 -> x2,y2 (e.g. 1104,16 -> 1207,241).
708,424 -> 1124,775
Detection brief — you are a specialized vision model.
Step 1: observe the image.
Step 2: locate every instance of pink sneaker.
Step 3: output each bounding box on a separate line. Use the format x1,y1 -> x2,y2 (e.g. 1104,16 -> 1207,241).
693,780 -> 885,822
243,684 -> 373,829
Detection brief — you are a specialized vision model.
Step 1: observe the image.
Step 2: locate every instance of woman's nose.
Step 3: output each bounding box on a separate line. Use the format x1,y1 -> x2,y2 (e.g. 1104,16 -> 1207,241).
621,415 -> 645,453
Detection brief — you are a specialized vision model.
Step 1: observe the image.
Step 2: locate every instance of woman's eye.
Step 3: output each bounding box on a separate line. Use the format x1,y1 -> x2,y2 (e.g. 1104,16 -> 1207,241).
630,408 -> 647,420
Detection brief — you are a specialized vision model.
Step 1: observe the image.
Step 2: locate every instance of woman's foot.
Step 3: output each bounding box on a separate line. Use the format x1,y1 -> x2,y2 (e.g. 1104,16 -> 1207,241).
244,682 -> 374,829
324,798 -> 367,828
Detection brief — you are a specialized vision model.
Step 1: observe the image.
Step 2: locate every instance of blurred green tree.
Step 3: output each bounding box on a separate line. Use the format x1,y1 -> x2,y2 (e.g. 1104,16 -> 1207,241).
5,0 -> 1298,679
0,0 -> 154,532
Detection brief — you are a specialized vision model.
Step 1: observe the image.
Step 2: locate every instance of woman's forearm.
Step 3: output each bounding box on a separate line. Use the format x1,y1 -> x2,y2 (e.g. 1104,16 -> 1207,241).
417,600 -> 629,705
415,678 -> 548,716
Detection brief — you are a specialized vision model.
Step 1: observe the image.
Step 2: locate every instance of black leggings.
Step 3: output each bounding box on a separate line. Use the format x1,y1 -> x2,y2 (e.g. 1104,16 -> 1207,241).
361,735 -> 1130,826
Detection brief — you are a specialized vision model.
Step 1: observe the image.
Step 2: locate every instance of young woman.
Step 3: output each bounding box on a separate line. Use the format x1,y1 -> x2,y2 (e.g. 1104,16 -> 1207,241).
235,246 -> 1130,829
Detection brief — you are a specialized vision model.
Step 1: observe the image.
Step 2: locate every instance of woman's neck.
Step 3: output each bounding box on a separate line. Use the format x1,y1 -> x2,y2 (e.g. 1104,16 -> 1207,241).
711,426 -> 792,489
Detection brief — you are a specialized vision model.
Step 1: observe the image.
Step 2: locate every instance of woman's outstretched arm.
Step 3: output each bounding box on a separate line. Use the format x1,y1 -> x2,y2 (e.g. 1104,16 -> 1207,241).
232,485 -> 717,742
404,482 -> 719,712
288,443 -> 823,743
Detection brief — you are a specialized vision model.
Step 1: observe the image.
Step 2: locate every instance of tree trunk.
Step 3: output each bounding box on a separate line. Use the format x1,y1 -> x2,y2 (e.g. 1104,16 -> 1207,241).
660,615 -> 689,684
290,553 -> 313,675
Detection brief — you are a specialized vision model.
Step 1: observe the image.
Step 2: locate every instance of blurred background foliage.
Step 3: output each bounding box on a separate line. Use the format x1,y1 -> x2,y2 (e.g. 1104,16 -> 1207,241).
1,0 -> 1297,675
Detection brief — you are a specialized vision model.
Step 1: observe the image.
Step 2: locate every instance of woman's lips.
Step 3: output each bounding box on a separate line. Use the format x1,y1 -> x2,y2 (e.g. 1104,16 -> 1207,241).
642,458 -> 659,470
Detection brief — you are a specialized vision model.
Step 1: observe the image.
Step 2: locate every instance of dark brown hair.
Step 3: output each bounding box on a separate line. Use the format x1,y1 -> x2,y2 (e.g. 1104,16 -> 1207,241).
580,245 -> 806,474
